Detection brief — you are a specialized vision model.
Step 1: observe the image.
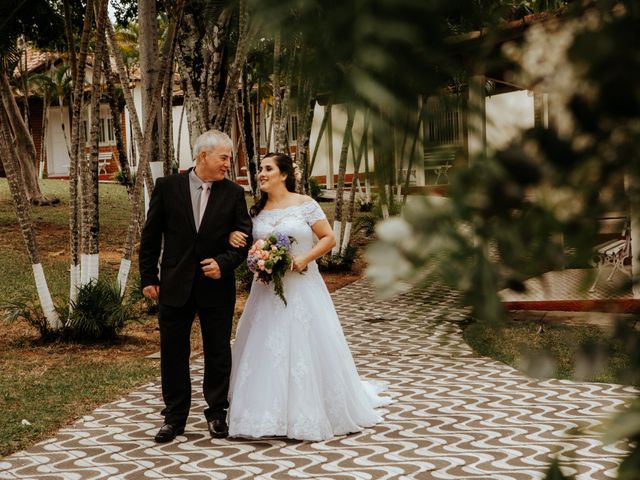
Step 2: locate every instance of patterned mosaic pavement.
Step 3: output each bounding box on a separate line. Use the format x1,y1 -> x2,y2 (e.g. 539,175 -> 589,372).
1,280 -> 637,480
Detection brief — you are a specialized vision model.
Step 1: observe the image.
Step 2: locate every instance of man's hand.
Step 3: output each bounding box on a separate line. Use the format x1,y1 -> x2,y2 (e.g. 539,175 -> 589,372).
201,258 -> 222,279
142,285 -> 160,301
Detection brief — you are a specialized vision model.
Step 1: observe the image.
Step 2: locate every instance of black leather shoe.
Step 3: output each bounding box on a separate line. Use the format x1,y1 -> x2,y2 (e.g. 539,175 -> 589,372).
154,423 -> 185,443
207,418 -> 228,438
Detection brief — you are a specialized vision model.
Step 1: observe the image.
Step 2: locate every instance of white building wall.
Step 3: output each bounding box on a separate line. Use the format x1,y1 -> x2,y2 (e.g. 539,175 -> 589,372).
172,104 -> 193,171
485,90 -> 535,151
307,103 -> 372,184
45,105 -> 72,176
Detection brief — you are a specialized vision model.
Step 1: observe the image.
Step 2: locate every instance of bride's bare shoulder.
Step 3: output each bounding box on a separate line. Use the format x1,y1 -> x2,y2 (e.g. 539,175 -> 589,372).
295,194 -> 313,205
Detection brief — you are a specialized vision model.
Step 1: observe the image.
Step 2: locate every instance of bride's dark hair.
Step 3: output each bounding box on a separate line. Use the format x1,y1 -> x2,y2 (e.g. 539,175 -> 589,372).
249,152 -> 296,217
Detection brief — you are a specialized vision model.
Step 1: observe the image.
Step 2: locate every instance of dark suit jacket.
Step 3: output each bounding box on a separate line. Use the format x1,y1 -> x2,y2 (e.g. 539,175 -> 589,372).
139,170 -> 252,308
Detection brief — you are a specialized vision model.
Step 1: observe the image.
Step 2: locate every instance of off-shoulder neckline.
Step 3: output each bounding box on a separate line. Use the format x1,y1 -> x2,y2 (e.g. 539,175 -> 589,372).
261,200 -> 316,213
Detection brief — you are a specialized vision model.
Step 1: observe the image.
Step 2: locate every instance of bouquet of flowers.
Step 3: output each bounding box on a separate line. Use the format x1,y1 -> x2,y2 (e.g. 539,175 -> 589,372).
247,232 -> 296,305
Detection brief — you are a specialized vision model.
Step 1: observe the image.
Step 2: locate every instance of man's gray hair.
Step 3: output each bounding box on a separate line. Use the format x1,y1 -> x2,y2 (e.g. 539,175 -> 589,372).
193,130 -> 233,163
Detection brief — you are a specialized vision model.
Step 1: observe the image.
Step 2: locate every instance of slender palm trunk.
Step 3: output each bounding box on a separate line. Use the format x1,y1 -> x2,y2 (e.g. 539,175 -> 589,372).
102,53 -> 132,192
106,19 -> 144,171
176,51 -> 203,144
309,103 -> 329,177
67,0 -> 95,303
139,0 -> 163,169
342,110 -> 370,253
0,72 -> 51,205
162,73 -> 174,176
118,0 -> 185,295
40,90 -> 48,178
0,109 -> 60,329
403,102 -> 425,204
270,32 -> 282,151
331,105 -> 354,255
80,0 -> 109,285
295,85 -> 315,194
213,3 -> 253,132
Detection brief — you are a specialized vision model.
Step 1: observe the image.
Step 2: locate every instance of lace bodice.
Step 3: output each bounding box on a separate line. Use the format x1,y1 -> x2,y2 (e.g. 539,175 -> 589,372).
252,200 -> 326,257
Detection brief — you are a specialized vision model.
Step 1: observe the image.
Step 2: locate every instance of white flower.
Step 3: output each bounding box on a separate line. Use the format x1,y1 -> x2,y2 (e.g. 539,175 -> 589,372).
375,217 -> 412,244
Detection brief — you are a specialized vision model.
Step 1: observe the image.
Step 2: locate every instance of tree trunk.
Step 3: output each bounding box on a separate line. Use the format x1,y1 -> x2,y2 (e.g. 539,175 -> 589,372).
0,72 -> 55,205
271,32 -> 282,151
162,73 -> 174,176
309,104 -> 329,178
139,0 -> 163,168
213,5 -> 253,132
204,10 -> 230,129
67,0 -> 95,303
102,53 -> 132,192
62,0 -> 78,89
403,102 -> 425,204
332,105 -> 354,255
176,51 -> 203,144
81,0 -> 109,285
117,0 -> 185,294
0,108 -> 60,329
106,18 -> 144,177
40,90 -> 48,178
342,110 -> 370,253
295,83 -> 315,194
241,75 -> 257,197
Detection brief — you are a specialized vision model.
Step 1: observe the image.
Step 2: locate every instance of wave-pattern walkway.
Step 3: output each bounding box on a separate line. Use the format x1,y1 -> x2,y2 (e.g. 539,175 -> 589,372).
0,280 -> 636,479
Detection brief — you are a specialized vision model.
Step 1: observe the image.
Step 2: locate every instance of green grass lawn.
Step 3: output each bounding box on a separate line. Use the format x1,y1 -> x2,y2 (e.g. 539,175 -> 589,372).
0,354 -> 157,456
0,178 -> 161,457
463,319 -> 638,386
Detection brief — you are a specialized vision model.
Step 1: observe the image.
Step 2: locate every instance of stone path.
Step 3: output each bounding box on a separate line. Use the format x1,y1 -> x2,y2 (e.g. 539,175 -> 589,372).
0,280 -> 636,479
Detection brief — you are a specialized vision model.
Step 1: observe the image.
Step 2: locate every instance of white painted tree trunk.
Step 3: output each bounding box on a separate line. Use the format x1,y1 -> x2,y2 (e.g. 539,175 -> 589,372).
340,222 -> 352,255
331,220 -> 342,256
33,263 -> 61,329
69,264 -> 80,305
80,253 -> 99,285
116,258 -> 131,297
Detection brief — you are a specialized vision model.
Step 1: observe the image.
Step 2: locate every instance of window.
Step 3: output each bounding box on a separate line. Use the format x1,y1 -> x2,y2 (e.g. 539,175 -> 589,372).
83,117 -> 115,145
423,95 -> 464,147
98,118 -> 115,144
288,114 -> 298,144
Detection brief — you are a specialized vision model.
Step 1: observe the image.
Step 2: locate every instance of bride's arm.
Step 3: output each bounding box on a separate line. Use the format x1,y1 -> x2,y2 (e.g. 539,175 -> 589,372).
291,219 -> 336,272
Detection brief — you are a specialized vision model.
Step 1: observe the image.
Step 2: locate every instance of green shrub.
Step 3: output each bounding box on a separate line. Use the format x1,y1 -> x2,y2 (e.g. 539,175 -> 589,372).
308,177 -> 322,201
2,300 -> 60,341
66,279 -> 137,341
354,213 -> 377,237
113,169 -> 135,188
318,245 -> 357,273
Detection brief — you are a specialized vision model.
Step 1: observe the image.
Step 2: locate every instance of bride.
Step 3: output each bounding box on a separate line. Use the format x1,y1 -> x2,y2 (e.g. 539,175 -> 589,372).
226,152 -> 391,441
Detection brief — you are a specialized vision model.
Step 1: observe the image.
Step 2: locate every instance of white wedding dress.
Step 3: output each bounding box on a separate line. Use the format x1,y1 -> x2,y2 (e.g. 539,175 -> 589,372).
228,200 -> 391,441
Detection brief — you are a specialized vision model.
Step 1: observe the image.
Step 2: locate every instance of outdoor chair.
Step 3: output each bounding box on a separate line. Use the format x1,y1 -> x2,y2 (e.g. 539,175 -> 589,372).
589,221 -> 632,292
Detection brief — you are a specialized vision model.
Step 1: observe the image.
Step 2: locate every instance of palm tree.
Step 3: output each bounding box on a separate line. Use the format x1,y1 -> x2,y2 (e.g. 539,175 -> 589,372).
342,109 -> 370,253
331,104 -> 354,255
0,108 -> 60,329
0,69 -> 57,206
117,0 -> 186,295
79,0 -> 109,286
66,0 -> 95,302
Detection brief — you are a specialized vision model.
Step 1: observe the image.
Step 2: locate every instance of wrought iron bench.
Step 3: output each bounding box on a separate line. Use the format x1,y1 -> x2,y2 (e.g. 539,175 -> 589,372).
589,220 -> 631,292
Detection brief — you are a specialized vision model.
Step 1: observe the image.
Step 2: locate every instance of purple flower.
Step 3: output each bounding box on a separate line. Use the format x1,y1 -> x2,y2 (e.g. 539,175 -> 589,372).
274,232 -> 291,249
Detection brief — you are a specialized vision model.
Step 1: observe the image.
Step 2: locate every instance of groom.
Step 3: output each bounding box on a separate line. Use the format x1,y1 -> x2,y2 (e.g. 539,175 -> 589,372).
139,129 -> 252,443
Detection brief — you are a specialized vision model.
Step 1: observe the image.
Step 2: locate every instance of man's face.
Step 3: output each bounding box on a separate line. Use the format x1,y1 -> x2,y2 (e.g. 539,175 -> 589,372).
196,144 -> 232,181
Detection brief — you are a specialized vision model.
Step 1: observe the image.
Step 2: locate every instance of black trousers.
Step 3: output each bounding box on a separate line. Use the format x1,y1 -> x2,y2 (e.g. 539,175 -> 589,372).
158,292 -> 234,426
